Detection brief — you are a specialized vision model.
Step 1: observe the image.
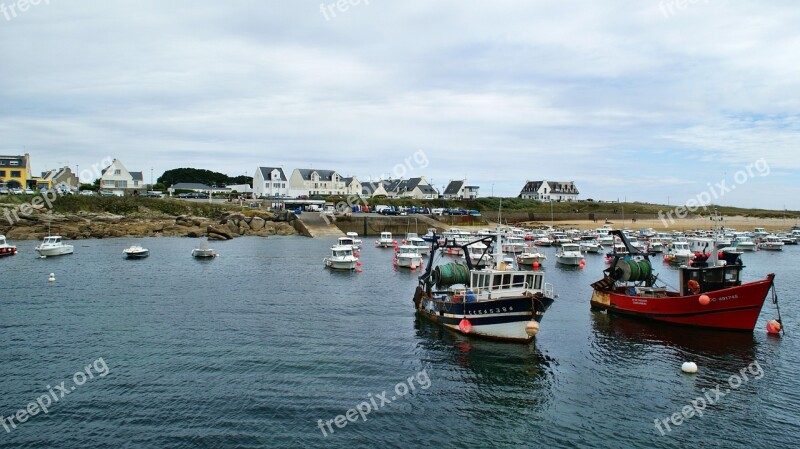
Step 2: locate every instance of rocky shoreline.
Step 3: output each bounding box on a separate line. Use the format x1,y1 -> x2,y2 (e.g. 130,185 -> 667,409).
0,210 -> 299,240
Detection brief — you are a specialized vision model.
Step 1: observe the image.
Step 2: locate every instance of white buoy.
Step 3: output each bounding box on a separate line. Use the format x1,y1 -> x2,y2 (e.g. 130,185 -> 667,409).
525,320 -> 540,337
48,273 -> 55,282
681,362 -> 698,374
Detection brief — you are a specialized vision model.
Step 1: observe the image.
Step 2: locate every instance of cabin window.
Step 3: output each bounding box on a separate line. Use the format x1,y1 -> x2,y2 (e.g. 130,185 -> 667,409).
512,274 -> 525,288
533,274 -> 543,289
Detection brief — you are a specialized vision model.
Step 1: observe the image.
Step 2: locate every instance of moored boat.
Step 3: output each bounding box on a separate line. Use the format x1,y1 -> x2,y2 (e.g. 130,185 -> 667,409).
590,231 -> 778,331
192,241 -> 217,258
324,244 -> 359,270
0,235 -> 17,257
555,243 -> 584,266
517,249 -> 547,266
35,235 -> 74,257
759,235 -> 784,251
123,245 -> 149,259
345,232 -> 362,249
375,232 -> 395,248
395,245 -> 424,269
412,235 -> 556,342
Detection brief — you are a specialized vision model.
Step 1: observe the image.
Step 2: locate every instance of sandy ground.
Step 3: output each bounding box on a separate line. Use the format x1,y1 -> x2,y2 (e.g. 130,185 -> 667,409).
478,216 -> 799,232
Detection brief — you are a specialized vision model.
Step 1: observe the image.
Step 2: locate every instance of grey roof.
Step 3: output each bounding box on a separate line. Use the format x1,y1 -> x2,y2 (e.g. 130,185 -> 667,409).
257,167 -> 287,181
130,172 -> 144,181
521,180 -> 579,195
172,182 -> 211,190
296,169 -> 337,181
342,176 -> 358,185
0,155 -> 26,166
383,179 -> 403,192
362,182 -> 383,195
444,180 -> 464,195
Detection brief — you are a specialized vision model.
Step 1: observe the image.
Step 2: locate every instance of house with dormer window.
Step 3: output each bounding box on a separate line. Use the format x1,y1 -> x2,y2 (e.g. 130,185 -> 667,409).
253,167 -> 289,198
99,159 -> 145,196
519,180 -> 579,202
288,168 -> 347,197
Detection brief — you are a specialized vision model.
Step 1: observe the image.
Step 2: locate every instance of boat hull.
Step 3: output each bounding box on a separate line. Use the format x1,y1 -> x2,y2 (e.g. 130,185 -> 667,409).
192,249 -> 216,258
396,257 -> 422,268
416,295 -> 555,342
124,251 -> 149,259
556,256 -> 583,266
0,246 -> 17,257
590,275 -> 774,331
325,259 -> 357,270
36,246 -> 74,257
517,255 -> 545,265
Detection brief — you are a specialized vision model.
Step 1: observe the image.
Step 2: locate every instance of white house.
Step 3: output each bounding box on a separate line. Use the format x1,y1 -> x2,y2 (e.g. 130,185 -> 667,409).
443,180 -> 480,200
288,169 -> 346,197
253,167 -> 288,198
519,180 -> 579,202
99,159 -> 145,196
342,176 -> 362,197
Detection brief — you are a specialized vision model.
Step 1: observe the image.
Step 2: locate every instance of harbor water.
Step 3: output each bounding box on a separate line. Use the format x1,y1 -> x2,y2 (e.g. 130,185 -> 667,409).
1,236 -> 798,448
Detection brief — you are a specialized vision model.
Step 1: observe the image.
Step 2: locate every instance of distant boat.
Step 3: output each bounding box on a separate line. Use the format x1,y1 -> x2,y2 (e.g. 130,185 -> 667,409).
759,235 -> 784,251
345,232 -> 362,249
517,249 -> 547,266
376,232 -> 395,248
0,235 -> 17,257
35,235 -> 74,257
192,241 -> 216,258
395,245 -> 424,269
123,245 -> 149,259
555,243 -> 584,266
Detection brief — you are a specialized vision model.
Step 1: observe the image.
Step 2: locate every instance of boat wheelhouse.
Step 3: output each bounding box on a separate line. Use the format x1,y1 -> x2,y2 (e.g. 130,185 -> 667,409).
324,245 -> 359,270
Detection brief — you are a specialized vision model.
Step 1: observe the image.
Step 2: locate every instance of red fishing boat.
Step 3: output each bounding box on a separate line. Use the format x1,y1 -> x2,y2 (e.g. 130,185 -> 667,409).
590,231 -> 780,332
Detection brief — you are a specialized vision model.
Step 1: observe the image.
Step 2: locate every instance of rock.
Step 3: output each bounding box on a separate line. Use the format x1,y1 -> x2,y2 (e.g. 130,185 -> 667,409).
207,225 -> 233,240
250,217 -> 266,230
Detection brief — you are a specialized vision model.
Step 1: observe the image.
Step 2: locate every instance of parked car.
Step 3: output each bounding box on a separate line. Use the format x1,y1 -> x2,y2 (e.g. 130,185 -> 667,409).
469,210 -> 482,217
79,190 -> 96,196
10,188 -> 23,194
0,187 -> 9,195
431,208 -> 444,216
23,188 -> 34,194
379,208 -> 400,216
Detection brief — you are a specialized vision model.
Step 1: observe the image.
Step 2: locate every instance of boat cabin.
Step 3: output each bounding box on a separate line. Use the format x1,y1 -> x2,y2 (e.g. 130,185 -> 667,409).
42,236 -> 63,245
330,246 -> 355,258
679,264 -> 743,296
338,237 -> 355,247
466,270 -> 547,300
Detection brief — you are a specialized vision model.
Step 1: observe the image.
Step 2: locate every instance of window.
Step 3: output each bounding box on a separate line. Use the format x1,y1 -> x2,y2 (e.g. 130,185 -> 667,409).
11,171 -> 21,177
104,180 -> 115,186
10,161 -> 19,166
0,170 -> 5,177
114,169 -> 121,175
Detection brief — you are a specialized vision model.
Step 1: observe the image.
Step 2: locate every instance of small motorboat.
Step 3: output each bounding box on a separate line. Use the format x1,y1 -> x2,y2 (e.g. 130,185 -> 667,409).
123,245 -> 149,259
0,235 -> 18,257
395,245 -> 424,269
324,244 -> 359,270
517,249 -> 547,266
35,235 -> 74,257
759,235 -> 784,251
345,232 -> 363,249
192,241 -> 217,258
555,243 -> 584,266
375,232 -> 395,248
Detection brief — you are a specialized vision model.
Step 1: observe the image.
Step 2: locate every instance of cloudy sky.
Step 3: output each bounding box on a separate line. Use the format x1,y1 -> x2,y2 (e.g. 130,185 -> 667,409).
1,0 -> 798,209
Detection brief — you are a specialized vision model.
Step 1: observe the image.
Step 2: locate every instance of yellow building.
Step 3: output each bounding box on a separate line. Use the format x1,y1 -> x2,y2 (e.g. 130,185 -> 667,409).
0,153 -> 32,189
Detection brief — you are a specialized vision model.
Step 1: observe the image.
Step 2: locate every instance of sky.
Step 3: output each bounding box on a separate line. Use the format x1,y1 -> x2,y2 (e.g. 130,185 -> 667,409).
1,0 -> 798,209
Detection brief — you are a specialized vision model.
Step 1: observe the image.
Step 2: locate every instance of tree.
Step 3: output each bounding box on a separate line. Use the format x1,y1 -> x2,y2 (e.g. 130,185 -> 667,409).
157,168 -> 252,187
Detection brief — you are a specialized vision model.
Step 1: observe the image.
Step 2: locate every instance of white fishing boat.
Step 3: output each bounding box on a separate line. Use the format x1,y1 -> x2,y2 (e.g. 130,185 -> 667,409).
759,235 -> 784,251
663,241 -> 693,265
35,235 -> 74,257
0,235 -> 17,257
376,232 -> 395,248
464,241 -> 493,268
395,245 -> 423,269
502,235 -> 527,253
123,245 -> 149,259
345,232 -> 362,249
555,243 -> 584,266
413,233 -> 556,342
516,249 -> 547,266
406,234 -> 430,256
579,236 -> 602,254
551,232 -> 572,247
730,235 -> 757,252
324,244 -> 359,270
534,236 -> 552,247
191,241 -> 217,258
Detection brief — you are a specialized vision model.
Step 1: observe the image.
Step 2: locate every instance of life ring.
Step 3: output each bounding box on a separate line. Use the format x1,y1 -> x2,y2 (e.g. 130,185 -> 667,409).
687,280 -> 700,294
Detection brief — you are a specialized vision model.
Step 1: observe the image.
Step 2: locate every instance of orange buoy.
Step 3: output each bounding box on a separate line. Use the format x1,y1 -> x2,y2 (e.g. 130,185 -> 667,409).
459,319 -> 472,334
532,262 -> 540,269
356,268 -> 363,273
698,294 -> 711,306
356,261 -> 362,267
767,320 -> 782,334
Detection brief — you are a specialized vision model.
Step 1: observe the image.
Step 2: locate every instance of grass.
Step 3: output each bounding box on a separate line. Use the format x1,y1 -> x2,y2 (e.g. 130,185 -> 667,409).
0,194 -> 234,218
